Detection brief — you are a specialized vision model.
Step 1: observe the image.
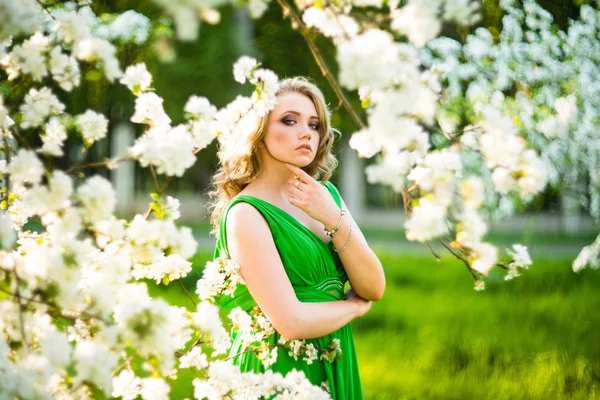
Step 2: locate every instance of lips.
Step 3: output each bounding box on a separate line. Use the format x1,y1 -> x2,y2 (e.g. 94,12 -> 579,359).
297,144 -> 312,151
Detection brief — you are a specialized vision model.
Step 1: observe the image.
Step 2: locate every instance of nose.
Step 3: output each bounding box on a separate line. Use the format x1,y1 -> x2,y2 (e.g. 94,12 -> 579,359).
298,123 -> 312,140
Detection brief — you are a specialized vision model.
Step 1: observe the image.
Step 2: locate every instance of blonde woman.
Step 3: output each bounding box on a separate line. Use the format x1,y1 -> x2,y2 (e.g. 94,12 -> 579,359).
209,77 -> 385,399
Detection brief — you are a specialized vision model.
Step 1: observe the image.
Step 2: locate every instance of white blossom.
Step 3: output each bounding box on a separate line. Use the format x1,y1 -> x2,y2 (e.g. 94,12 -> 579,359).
129,124 -> 196,177
474,280 -> 485,291
49,46 -> 81,91
112,369 -> 141,400
0,0 -> 44,42
391,0 -> 441,48
196,255 -> 244,301
40,117 -> 68,156
302,7 -> 359,38
405,198 -> 448,242
470,242 -> 498,276
365,152 -> 414,192
233,56 -> 258,84
573,234 -> 600,272
248,0 -> 271,18
74,37 -> 122,81
1,32 -> 49,81
121,62 -> 152,93
456,210 -> 487,246
108,10 -> 151,45
185,96 -> 217,149
8,149 -> 44,185
24,170 -> 73,215
443,0 -> 480,26
507,244 -> 532,269
554,95 -> 577,124
76,109 -> 109,145
19,87 -> 65,129
140,377 -> 170,400
52,9 -> 93,44
337,29 -> 400,90
460,176 -> 485,210
0,214 -> 16,249
73,340 -> 118,395
77,175 -> 117,224
131,92 -> 171,129
179,346 -> 208,369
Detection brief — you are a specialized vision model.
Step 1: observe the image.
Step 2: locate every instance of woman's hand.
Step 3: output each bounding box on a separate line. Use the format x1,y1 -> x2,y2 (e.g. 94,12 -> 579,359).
285,163 -> 341,229
345,288 -> 372,318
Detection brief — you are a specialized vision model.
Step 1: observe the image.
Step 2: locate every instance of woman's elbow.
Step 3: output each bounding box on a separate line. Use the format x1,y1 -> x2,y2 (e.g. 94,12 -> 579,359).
363,286 -> 385,302
361,277 -> 386,302
370,287 -> 385,302
273,321 -> 303,340
268,305 -> 306,340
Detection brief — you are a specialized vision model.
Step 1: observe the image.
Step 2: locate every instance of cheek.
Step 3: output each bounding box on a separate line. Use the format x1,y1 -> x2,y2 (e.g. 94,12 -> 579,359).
313,133 -> 322,147
265,126 -> 291,149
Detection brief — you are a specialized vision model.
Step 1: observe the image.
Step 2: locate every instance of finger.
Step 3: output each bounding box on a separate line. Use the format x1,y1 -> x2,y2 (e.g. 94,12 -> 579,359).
285,163 -> 311,182
289,179 -> 307,191
289,195 -> 303,206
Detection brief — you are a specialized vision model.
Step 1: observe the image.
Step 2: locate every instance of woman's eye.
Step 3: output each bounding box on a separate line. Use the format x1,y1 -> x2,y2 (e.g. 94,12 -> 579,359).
309,123 -> 319,130
282,118 -> 296,125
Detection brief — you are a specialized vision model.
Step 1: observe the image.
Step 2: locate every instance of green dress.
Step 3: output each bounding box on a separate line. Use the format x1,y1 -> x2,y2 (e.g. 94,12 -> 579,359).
213,181 -> 363,399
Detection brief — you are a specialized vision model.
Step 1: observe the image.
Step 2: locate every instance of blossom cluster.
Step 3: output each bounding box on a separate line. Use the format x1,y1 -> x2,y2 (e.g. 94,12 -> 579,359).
196,253 -> 245,301
197,254 -> 343,368
422,0 -> 599,271
0,3 -> 329,399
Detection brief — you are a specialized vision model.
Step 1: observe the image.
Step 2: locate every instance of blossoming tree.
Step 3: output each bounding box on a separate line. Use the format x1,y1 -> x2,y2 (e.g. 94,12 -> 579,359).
420,0 -> 600,272
0,0 -> 569,398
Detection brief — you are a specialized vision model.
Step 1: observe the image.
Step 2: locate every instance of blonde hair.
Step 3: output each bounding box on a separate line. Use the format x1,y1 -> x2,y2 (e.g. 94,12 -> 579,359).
208,77 -> 339,236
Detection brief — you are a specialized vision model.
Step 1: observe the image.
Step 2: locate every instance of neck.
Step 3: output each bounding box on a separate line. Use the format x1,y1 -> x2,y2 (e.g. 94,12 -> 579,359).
251,147 -> 298,202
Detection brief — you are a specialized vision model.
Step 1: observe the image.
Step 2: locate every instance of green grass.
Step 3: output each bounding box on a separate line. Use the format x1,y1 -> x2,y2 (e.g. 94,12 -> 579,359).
154,249 -> 600,399
355,253 -> 600,400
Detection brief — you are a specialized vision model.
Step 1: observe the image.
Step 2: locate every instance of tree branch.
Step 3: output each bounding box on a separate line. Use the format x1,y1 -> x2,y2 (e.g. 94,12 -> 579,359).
438,238 -> 478,280
275,0 -> 366,130
176,279 -> 197,308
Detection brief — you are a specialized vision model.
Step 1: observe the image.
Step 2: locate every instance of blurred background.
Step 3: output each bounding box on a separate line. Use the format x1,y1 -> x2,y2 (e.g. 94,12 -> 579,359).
77,0 -> 600,398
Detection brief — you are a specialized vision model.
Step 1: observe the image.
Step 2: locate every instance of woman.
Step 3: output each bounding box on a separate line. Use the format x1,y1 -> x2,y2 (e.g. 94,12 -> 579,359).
209,77 -> 385,399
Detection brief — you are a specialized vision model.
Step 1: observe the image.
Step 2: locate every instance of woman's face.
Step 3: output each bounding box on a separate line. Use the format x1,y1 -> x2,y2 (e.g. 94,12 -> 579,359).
261,91 -> 321,168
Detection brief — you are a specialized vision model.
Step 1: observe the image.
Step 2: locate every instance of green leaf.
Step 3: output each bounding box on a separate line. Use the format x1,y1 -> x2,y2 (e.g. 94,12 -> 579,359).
85,70 -> 103,82
150,193 -> 161,201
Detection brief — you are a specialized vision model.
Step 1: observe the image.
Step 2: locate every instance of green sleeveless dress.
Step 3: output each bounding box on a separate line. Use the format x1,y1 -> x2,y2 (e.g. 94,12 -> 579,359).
213,181 -> 363,399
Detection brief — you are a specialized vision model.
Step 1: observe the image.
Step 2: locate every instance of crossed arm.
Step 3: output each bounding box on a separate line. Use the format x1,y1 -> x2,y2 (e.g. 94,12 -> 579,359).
226,202 -> 372,340
323,203 -> 386,302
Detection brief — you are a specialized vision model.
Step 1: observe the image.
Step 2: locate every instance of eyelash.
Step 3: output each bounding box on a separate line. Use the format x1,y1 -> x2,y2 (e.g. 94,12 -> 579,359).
282,118 -> 319,130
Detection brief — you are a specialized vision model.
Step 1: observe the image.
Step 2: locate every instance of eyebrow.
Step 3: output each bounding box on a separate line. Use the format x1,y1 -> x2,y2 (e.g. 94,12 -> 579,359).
280,110 -> 319,120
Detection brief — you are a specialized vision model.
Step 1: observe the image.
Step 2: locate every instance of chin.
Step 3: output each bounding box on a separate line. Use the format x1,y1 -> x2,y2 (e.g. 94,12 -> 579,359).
294,157 -> 315,169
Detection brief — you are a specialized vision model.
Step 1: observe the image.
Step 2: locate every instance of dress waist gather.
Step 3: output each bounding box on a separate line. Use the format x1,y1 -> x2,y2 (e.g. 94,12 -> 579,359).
293,277 -> 345,301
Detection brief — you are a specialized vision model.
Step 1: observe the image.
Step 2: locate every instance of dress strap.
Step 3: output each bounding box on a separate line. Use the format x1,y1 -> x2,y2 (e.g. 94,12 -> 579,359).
216,196 -> 274,259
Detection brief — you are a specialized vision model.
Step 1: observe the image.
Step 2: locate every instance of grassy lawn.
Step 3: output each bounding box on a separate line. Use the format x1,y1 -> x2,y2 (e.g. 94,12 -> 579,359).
154,246 -> 600,399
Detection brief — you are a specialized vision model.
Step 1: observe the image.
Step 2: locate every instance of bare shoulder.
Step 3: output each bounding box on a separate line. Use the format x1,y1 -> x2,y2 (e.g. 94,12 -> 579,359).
226,201 -> 270,241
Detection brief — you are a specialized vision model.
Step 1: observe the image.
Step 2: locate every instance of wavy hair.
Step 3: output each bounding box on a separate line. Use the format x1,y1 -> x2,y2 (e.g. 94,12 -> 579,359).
208,77 -> 339,236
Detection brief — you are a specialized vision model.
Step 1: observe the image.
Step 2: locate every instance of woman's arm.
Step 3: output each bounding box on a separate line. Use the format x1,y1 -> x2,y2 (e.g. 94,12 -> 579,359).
324,206 -> 386,302
284,164 -> 386,302
226,202 -> 372,340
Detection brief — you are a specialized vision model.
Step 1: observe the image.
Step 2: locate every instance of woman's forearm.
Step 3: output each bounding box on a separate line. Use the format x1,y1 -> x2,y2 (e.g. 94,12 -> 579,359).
327,214 -> 386,301
279,299 -> 360,340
